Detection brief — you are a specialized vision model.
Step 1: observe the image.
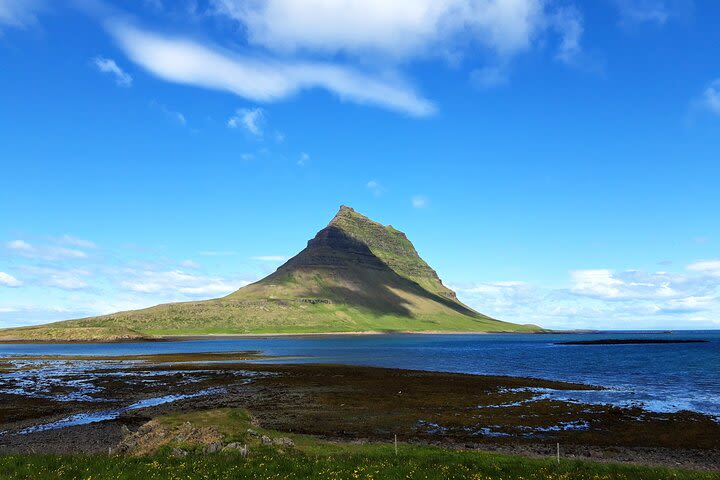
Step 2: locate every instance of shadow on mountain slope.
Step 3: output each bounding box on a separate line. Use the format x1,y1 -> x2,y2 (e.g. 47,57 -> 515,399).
238,226 -> 482,319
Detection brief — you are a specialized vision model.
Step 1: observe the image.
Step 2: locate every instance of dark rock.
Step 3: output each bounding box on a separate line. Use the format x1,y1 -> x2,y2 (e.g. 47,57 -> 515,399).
273,437 -> 294,447
171,447 -> 187,458
203,442 -> 223,454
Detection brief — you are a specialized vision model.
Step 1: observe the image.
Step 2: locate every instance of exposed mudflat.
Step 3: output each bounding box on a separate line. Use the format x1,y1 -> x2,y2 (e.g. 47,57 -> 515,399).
0,353 -> 718,471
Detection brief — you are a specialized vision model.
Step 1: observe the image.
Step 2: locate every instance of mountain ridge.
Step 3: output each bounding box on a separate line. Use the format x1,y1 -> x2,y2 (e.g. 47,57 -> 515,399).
0,206 -> 541,341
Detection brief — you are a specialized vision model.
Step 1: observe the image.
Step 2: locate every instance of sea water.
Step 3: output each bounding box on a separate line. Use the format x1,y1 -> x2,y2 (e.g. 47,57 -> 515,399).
1,331 -> 718,417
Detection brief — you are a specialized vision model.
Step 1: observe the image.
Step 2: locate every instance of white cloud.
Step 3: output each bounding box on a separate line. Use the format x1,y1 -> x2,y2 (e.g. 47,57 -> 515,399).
411,195 -> 428,208
143,0 -> 163,11
251,255 -> 287,262
702,80 -> 720,115
453,261 -> 720,330
0,272 -> 22,287
366,180 -> 384,196
59,235 -> 96,249
688,259 -> 720,277
471,64 -> 509,89
0,0 -> 44,29
179,282 -> 247,295
297,152 -> 309,166
50,247 -> 87,259
228,107 -> 264,135
569,268 -> 704,301
0,241 -> 261,327
614,0 -> 672,26
20,266 -> 91,290
119,269 -> 242,297
152,101 -> 187,125
107,21 -> 435,117
553,6 -> 583,64
452,281 -> 537,315
571,269 -> 626,299
211,0 -> 550,60
654,295 -> 715,315
180,259 -> 200,269
5,239 -> 88,260
46,276 -> 89,290
211,0 -> 584,77
172,111 -> 186,125
6,239 -> 32,251
94,56 -> 133,87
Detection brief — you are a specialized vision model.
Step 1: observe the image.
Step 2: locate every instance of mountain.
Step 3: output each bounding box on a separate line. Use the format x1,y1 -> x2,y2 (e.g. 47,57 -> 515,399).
0,206 -> 540,341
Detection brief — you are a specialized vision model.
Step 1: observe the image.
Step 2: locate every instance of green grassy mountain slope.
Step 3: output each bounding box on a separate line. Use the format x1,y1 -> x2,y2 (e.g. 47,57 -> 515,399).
0,206 -> 540,341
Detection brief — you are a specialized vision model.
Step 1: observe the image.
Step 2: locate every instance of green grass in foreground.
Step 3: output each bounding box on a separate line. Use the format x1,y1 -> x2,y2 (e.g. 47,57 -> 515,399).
1,445 -> 717,480
2,409 -> 716,479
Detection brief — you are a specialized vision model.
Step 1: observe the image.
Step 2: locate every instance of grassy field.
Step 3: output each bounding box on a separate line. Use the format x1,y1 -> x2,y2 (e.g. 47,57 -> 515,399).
1,407 -> 707,480
1,444 -> 717,480
2,404 -> 718,479
0,301 -> 538,341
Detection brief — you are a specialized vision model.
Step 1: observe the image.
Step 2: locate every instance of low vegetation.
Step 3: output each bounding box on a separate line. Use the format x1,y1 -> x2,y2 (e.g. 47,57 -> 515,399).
2,448 -> 717,480
1,408 -> 716,480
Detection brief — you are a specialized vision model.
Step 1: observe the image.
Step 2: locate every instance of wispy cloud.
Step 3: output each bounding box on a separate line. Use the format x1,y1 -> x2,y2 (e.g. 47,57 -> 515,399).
211,0 -> 565,60
21,266 -> 91,290
571,269 -> 646,300
688,259 -> 720,277
0,272 -> 22,287
452,259 -> 720,330
107,21 -> 435,117
93,56 -> 133,87
6,239 -> 88,260
180,259 -> 200,269
58,235 -> 96,249
46,277 -> 89,290
297,152 -> 309,166
569,268 -> 716,301
702,80 -> 720,115
119,269 -> 244,296
411,195 -> 428,208
0,0 -> 45,30
6,239 -> 32,251
228,107 -> 264,135
151,100 -> 187,125
0,238 -> 260,327
251,255 -> 287,262
210,0 -> 585,86
613,0 -> 688,26
366,180 -> 384,196
471,64 -> 509,89
553,6 -> 584,65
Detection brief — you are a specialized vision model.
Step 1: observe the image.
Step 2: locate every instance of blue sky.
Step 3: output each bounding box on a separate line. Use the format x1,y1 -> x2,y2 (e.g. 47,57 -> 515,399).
1,0 -> 719,330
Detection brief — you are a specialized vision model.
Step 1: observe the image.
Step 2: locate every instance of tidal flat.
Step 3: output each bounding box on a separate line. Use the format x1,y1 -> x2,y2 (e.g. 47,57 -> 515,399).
0,352 -> 718,473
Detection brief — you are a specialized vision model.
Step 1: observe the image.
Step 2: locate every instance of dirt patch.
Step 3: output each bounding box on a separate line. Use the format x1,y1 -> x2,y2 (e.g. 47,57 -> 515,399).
243,364 -> 720,452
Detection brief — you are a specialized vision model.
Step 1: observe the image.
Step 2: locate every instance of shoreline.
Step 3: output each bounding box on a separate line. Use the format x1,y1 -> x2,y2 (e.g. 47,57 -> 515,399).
0,329 -> 605,344
0,354 -> 719,470
3,328 -> 715,344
